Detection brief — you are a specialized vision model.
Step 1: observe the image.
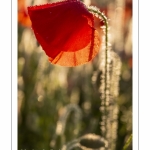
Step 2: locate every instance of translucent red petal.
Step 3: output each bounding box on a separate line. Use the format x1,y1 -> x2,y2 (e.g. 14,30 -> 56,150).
28,0 -> 101,66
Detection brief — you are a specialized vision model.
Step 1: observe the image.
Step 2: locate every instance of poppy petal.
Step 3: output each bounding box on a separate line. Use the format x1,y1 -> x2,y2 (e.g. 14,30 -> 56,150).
18,0 -> 31,27
28,0 -> 102,66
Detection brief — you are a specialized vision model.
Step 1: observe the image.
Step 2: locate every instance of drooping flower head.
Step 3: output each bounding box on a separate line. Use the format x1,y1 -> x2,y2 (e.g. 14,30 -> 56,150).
28,0 -> 102,67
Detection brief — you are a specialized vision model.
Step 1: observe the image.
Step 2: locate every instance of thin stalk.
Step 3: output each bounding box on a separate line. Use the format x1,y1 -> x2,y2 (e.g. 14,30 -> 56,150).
123,134 -> 132,150
88,6 -> 109,145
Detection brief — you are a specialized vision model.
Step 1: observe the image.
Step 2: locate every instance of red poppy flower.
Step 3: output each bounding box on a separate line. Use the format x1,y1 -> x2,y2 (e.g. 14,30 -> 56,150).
18,0 -> 31,27
28,0 -> 102,66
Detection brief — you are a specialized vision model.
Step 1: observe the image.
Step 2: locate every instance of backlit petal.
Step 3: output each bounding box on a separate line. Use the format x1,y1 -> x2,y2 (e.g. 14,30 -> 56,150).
28,0 -> 102,66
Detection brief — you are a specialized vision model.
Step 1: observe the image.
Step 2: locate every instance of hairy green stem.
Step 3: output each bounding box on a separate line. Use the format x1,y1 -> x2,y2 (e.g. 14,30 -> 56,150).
88,6 -> 109,145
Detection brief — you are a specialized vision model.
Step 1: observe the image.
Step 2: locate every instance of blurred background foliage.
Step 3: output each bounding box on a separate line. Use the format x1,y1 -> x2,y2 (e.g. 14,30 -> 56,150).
18,0 -> 132,149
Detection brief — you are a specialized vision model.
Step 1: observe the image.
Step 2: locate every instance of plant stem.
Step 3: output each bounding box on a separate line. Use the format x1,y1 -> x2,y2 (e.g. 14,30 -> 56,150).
88,6 -> 109,141
123,134 -> 132,150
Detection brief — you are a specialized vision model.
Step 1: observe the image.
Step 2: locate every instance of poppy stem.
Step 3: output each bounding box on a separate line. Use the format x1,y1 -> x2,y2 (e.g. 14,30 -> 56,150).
88,6 -> 109,146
